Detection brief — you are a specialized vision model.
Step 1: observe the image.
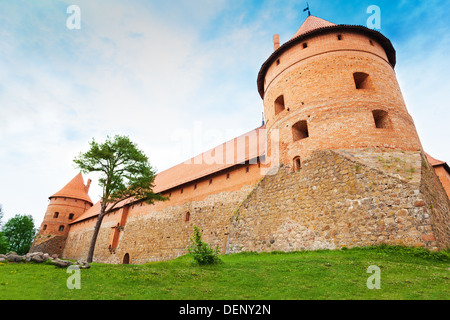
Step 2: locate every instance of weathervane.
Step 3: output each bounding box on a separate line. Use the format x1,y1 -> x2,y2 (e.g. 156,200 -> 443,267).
303,2 -> 311,16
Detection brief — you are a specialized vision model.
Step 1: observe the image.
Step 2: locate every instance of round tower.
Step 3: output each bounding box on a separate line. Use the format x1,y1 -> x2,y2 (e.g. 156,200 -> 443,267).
258,15 -> 423,168
38,172 -> 93,237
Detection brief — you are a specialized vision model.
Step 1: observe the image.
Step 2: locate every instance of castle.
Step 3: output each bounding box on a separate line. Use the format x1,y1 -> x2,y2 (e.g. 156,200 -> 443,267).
31,15 -> 450,264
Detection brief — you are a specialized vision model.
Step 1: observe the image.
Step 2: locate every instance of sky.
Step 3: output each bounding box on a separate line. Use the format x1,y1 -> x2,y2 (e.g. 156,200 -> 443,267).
0,0 -> 449,227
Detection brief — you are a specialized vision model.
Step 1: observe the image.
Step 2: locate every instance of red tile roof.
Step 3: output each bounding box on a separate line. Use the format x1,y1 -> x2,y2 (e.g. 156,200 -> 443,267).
50,173 -> 93,205
291,15 -> 336,39
71,126 -> 266,224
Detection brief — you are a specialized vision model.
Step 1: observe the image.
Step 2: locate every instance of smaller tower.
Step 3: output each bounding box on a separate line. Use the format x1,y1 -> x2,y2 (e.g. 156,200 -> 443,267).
30,173 -> 93,256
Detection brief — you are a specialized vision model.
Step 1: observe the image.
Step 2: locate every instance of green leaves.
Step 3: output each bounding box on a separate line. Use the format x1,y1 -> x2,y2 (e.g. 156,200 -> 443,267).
187,226 -> 221,265
2,215 -> 35,255
74,135 -> 167,210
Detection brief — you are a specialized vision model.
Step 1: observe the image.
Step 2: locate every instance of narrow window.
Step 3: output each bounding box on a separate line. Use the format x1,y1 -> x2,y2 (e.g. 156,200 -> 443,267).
123,253 -> 130,265
337,34 -> 342,40
209,179 -> 213,185
185,212 -> 191,222
303,43 -> 308,49
293,157 -> 301,171
372,110 -> 391,129
68,213 -> 74,220
43,224 -> 47,231
274,95 -> 285,115
369,40 -> 374,46
59,225 -> 65,232
53,212 -> 59,218
226,173 -> 230,179
246,167 -> 250,173
194,184 -> 197,190
180,188 -> 183,194
292,120 -> 309,141
353,72 -> 371,89
276,59 -> 280,65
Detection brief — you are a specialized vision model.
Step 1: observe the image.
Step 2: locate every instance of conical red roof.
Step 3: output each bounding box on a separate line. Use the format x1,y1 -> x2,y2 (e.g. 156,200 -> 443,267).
291,15 -> 336,39
50,173 -> 93,205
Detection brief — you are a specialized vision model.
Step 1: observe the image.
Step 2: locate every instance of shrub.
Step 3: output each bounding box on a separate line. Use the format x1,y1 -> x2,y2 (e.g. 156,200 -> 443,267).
187,226 -> 221,265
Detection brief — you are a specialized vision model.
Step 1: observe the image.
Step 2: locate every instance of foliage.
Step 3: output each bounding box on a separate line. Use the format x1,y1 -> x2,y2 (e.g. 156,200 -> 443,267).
2,215 -> 35,255
73,135 -> 167,262
0,232 -> 9,254
74,135 -> 167,208
187,226 -> 221,265
1,245 -> 449,300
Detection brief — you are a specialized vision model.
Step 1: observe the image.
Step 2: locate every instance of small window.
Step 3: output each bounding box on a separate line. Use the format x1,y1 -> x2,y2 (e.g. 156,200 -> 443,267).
246,167 -> 250,173
369,40 -> 374,46
181,188 -> 183,194
209,179 -> 213,185
353,72 -> 370,89
303,43 -> 308,49
185,212 -> 190,222
194,184 -> 197,190
53,212 -> 59,218
59,225 -> 65,232
292,120 -> 309,141
372,110 -> 391,129
274,95 -> 285,115
337,34 -> 342,40
43,224 -> 47,231
226,173 -> 230,179
276,59 -> 280,65
68,213 -> 74,220
293,157 -> 301,171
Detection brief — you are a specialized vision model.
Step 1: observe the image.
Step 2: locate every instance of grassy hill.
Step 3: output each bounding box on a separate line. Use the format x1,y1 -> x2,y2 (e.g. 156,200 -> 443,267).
0,245 -> 449,300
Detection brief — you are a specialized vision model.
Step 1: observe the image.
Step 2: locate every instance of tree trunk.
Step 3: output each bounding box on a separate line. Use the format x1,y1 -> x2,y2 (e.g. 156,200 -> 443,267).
86,205 -> 106,263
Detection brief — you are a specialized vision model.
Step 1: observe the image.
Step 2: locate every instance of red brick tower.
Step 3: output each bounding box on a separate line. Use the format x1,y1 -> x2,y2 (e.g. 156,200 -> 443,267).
30,173 -> 93,256
258,15 -> 423,168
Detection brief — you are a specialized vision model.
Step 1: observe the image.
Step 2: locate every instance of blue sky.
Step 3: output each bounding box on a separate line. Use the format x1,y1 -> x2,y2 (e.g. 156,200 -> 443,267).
0,0 -> 449,226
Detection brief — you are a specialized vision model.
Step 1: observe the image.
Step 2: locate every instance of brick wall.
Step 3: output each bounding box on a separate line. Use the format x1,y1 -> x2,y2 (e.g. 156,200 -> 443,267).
63,162 -> 264,263
226,149 -> 450,253
262,31 -> 422,168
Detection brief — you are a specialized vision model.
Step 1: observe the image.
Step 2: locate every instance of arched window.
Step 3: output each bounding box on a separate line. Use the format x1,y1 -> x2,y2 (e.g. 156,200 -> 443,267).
58,225 -> 65,232
185,211 -> 191,222
43,224 -> 47,231
372,110 -> 391,129
293,157 -> 301,171
292,120 -> 309,141
274,95 -> 285,115
353,72 -> 371,89
123,253 -> 130,265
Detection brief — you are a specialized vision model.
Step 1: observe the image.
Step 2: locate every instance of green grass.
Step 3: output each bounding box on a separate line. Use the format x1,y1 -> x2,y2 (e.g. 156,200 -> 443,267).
0,246 -> 449,300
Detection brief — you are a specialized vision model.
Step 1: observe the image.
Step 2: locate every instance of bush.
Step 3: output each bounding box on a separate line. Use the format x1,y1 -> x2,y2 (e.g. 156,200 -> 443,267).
187,226 -> 221,265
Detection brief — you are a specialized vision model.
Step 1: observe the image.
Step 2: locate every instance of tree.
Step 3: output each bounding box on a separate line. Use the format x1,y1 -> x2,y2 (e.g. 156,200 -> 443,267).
0,204 -> 8,254
0,204 -> 4,229
187,226 -> 221,265
2,214 -> 36,255
74,135 -> 167,263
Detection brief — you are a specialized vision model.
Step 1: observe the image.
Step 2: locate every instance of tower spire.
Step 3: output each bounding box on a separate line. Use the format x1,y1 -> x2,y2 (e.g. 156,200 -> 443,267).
303,2 -> 311,16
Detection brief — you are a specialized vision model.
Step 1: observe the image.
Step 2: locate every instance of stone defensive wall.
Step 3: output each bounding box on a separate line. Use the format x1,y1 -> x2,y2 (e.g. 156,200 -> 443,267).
227,149 -> 450,253
62,147 -> 450,264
